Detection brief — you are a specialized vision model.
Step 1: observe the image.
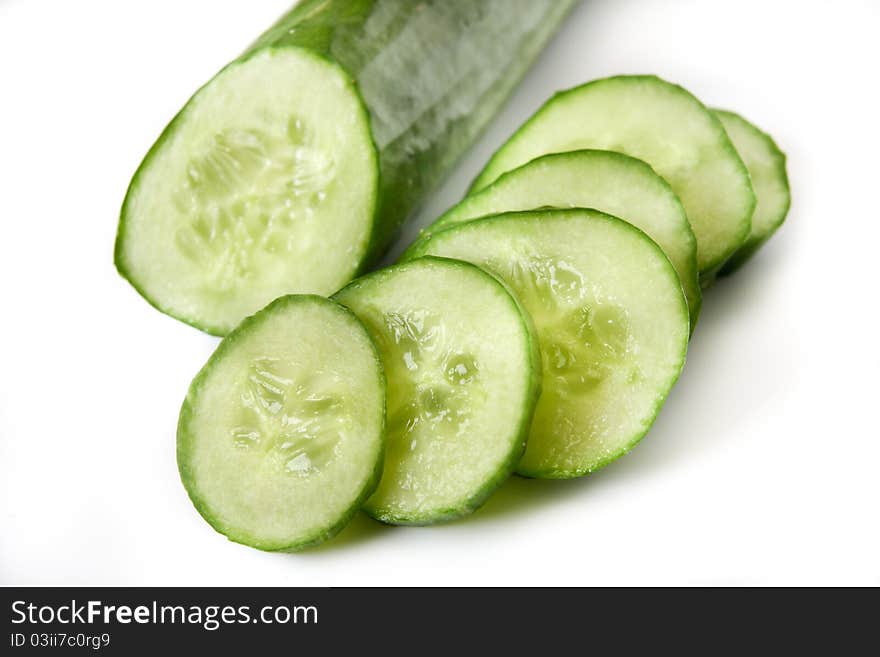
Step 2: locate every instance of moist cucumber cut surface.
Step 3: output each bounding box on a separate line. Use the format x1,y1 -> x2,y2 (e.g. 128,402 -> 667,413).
177,295 -> 385,551
334,257 -> 541,524
116,0 -> 577,335
470,75 -> 756,276
406,209 -> 689,478
416,149 -> 701,326
118,49 -> 377,336
714,110 -> 791,275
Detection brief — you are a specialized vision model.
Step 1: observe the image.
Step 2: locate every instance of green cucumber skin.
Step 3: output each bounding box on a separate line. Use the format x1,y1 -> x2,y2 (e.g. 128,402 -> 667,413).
177,295 -> 386,552
333,256 -> 542,525
714,110 -> 791,276
252,0 -> 578,261
404,210 -> 689,479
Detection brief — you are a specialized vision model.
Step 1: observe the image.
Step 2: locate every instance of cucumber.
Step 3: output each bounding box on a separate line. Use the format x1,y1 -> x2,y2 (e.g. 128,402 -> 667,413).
470,75 -> 756,277
714,110 -> 791,275
334,257 -> 541,524
406,209 -> 689,478
115,0 -> 577,335
177,295 -> 385,551
415,149 -> 701,326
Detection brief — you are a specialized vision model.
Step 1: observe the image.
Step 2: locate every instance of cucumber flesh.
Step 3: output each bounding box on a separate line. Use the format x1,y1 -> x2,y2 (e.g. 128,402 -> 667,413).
117,49 -> 377,335
177,295 -> 385,551
471,75 -> 755,276
714,110 -> 791,275
406,209 -> 689,478
116,0 -> 577,335
419,149 -> 701,326
334,257 -> 541,523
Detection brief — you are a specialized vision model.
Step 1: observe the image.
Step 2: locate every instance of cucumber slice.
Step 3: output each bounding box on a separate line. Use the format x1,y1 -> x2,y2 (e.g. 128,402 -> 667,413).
177,295 -> 385,551
470,75 -> 756,276
406,209 -> 689,478
714,110 -> 791,275
334,257 -> 541,523
417,149 -> 701,326
116,0 -> 577,335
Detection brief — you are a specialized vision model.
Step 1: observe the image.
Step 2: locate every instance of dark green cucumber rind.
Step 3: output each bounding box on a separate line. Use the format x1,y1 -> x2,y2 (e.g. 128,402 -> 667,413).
406,209 -> 689,479
469,75 -> 755,276
176,294 -> 386,551
714,109 -> 791,276
333,256 -> 542,525
114,47 -> 379,337
252,0 -> 579,263
408,149 -> 702,326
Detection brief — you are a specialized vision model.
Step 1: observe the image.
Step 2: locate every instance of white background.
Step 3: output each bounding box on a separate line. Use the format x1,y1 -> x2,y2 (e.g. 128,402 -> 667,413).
1,0 -> 878,586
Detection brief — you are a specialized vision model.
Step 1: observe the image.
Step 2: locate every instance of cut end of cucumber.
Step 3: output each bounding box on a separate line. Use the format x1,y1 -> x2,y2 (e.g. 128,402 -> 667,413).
334,257 -> 541,524
177,295 -> 385,551
409,209 -> 689,478
117,47 -> 378,335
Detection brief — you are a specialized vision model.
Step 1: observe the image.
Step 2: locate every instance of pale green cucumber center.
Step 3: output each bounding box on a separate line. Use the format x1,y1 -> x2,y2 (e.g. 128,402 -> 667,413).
121,48 -> 377,334
173,117 -> 335,294
360,303 -> 493,518
495,252 -> 637,416
379,310 -> 484,461
230,357 -> 346,477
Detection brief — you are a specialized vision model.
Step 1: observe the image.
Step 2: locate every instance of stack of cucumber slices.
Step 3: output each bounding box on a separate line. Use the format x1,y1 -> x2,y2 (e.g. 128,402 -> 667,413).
167,74 -> 790,551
